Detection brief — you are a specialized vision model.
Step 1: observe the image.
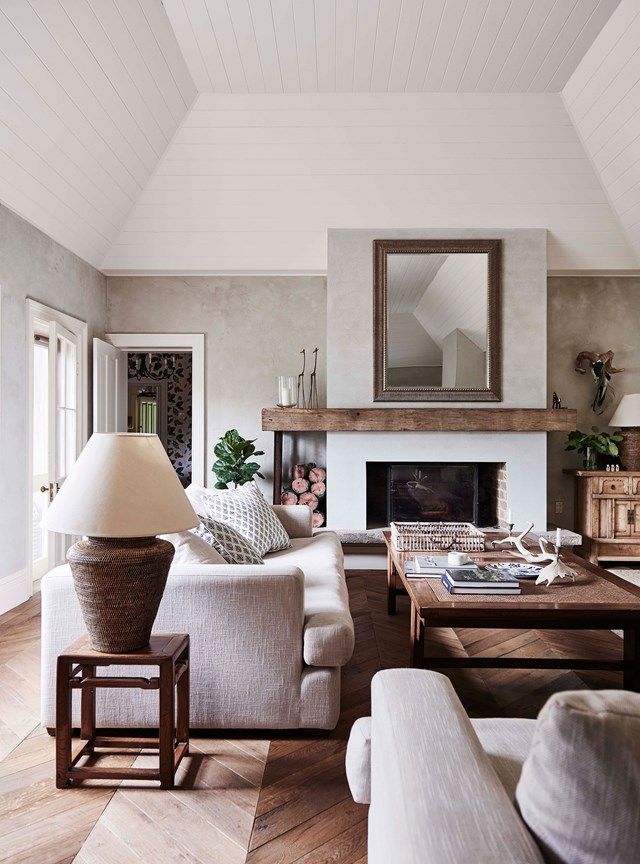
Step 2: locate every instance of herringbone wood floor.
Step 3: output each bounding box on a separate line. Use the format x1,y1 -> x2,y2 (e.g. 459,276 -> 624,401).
0,570 -> 624,863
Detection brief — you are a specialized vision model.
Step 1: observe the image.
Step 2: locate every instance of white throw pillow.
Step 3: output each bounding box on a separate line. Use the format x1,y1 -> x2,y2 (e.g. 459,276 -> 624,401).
160,530 -> 226,566
516,689 -> 640,864
201,482 -> 291,557
194,516 -> 263,565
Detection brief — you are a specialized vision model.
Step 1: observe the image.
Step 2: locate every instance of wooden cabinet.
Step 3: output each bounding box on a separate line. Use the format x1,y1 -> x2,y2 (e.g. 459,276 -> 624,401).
571,471 -> 640,563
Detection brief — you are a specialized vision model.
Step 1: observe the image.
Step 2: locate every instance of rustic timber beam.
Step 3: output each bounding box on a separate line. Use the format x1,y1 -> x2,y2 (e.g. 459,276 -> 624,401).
262,407 -> 577,433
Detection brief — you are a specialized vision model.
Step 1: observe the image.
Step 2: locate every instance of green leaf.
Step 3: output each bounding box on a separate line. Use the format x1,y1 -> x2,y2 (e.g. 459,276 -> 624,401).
214,481 -> 228,489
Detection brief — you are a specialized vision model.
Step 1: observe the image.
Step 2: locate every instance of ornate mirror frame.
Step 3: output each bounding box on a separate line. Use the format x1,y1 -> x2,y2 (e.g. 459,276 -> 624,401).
373,238 -> 502,402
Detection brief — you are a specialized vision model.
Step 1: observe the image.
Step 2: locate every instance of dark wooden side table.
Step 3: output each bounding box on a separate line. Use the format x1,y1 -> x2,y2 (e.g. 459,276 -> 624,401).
56,633 -> 189,789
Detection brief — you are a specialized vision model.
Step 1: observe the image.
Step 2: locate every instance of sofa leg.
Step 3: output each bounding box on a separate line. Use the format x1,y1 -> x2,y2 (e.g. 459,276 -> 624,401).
46,726 -> 56,737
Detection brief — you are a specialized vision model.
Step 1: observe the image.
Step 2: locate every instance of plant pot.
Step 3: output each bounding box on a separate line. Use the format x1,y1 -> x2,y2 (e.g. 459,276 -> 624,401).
582,447 -> 597,471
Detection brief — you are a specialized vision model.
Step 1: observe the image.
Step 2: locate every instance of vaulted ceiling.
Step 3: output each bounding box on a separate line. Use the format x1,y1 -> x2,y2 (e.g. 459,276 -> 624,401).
163,0 -> 620,94
1,0 -> 639,273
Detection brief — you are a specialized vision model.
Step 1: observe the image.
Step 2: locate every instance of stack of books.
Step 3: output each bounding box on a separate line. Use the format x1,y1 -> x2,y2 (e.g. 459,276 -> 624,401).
403,555 -> 476,578
442,567 -> 521,595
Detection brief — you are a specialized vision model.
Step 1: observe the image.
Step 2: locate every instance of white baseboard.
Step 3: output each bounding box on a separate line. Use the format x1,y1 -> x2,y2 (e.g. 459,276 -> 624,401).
0,569 -> 30,616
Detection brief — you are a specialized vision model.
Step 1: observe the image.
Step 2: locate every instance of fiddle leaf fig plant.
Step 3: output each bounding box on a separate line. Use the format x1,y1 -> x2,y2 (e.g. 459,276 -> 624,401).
565,426 -> 622,470
212,429 -> 265,489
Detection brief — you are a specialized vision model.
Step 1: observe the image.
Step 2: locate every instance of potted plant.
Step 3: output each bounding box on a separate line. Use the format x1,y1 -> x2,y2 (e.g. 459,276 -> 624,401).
565,426 -> 623,470
212,429 -> 265,489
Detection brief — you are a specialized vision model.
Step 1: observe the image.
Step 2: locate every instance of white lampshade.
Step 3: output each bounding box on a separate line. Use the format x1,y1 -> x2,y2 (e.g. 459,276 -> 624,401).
45,433 -> 198,537
610,394 -> 640,428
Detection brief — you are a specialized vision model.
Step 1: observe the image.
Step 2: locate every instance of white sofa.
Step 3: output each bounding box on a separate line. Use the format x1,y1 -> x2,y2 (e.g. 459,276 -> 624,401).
40,504 -> 354,730
346,669 -> 640,864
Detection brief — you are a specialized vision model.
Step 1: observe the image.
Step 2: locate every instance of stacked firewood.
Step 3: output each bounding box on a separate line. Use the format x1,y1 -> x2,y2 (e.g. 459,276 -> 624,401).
281,463 -> 326,527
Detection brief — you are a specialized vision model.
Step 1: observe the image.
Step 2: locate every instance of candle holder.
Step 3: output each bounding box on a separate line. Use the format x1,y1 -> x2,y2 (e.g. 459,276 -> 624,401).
277,376 -> 297,408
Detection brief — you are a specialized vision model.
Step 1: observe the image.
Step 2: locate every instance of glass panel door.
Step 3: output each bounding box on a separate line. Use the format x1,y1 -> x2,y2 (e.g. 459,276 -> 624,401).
48,321 -> 79,564
32,336 -> 50,580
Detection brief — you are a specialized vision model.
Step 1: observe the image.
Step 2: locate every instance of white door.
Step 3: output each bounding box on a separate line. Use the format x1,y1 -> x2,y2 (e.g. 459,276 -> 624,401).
93,338 -> 127,433
31,335 -> 50,580
49,322 -> 80,565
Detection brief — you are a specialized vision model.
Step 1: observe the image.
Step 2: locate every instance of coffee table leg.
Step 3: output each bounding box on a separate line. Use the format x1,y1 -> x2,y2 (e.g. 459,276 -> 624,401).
409,605 -> 424,668
387,547 -> 397,615
624,629 -> 640,691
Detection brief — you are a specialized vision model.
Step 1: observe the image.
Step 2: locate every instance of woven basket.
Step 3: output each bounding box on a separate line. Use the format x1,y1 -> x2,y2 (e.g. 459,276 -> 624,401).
67,536 -> 175,653
391,521 -> 485,553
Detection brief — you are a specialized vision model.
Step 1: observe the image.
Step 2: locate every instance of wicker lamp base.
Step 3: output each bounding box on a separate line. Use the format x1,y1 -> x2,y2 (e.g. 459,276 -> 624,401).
618,427 -> 640,472
67,536 -> 174,653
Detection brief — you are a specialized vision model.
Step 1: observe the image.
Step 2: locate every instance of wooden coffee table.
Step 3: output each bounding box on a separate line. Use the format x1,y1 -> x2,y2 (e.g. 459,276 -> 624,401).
384,531 -> 640,689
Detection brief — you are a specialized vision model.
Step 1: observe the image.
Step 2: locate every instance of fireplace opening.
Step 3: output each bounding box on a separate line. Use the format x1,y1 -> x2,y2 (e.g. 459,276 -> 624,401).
366,462 -> 504,529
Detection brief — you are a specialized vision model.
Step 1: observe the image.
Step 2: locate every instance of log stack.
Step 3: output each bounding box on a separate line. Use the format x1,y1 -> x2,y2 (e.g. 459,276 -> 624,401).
281,463 -> 327,527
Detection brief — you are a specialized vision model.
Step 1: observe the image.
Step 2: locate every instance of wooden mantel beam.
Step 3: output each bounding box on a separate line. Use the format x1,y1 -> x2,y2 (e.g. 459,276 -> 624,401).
262,407 -> 577,433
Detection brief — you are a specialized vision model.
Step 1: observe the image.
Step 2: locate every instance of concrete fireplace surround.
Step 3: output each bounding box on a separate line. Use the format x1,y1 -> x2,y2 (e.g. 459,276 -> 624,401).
325,228 -> 548,531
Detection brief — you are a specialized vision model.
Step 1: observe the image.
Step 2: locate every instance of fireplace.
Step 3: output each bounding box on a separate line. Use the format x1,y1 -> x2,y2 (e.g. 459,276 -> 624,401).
366,462 -> 505,529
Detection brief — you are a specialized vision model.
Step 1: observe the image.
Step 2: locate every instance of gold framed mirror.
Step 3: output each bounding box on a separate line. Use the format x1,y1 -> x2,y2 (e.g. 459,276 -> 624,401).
373,238 -> 502,402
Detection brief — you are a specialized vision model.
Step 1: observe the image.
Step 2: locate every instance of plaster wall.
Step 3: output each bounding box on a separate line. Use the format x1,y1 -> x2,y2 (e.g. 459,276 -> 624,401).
106,275 -> 326,496
548,276 -> 640,530
0,204 -> 106,611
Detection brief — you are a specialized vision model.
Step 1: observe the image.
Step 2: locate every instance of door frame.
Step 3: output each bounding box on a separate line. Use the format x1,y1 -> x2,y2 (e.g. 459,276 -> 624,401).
26,299 -> 88,591
106,333 -> 205,485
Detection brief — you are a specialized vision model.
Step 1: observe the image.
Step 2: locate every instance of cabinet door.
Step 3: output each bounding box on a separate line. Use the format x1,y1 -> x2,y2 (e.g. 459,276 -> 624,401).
613,501 -> 640,538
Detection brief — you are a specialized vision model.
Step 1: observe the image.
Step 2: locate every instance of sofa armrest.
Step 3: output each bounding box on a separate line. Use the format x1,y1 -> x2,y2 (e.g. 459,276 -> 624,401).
272,504 -> 313,538
369,670 -> 544,864
346,716 -> 372,804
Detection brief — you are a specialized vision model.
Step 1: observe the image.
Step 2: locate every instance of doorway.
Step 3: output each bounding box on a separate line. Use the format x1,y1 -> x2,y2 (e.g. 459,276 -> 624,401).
27,301 -> 87,588
105,333 -> 205,486
127,352 -> 192,486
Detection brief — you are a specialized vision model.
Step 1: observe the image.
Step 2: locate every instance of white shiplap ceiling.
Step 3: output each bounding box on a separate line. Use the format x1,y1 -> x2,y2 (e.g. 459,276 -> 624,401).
387,253 -> 447,312
0,0 -> 195,267
0,0 -> 636,273
163,0 -> 621,94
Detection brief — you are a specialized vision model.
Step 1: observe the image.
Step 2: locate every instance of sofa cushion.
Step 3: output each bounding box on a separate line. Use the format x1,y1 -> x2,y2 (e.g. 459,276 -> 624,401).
202,483 -> 291,557
346,716 -> 372,804
516,689 -> 640,864
472,717 -> 536,801
194,517 -> 263,565
265,531 -> 354,667
160,529 -> 227,565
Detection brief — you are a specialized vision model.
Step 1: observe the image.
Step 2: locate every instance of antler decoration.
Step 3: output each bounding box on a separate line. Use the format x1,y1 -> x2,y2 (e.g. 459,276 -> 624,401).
574,350 -> 624,414
493,522 -> 577,586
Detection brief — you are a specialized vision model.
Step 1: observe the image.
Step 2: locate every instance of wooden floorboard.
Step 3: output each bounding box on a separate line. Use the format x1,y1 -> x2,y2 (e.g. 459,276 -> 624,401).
0,570 -> 627,863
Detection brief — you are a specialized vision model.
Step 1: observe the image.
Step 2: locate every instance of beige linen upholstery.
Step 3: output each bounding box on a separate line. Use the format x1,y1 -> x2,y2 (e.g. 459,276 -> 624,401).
264,532 -> 354,666
516,690 -> 640,864
272,504 -> 313,538
365,670 -> 544,864
345,716 -> 372,804
471,717 -> 536,801
40,509 -> 354,730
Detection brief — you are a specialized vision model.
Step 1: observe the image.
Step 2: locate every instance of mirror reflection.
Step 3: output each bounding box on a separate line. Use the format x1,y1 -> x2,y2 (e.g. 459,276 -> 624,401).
386,252 -> 489,390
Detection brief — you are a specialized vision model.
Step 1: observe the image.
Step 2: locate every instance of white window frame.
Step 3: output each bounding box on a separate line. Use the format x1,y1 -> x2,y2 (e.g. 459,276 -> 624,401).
26,299 -> 88,591
106,333 -> 205,486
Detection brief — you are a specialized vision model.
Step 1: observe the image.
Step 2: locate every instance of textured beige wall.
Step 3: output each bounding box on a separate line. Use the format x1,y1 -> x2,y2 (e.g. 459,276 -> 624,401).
106,275 -> 327,496
0,204 -> 106,587
548,276 -> 640,529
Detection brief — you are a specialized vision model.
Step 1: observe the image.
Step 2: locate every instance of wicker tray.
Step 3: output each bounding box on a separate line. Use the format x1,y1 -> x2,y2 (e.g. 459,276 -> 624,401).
391,521 -> 485,553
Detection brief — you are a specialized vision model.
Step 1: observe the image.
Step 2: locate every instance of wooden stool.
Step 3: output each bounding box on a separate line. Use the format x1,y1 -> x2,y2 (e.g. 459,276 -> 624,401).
56,633 -> 189,789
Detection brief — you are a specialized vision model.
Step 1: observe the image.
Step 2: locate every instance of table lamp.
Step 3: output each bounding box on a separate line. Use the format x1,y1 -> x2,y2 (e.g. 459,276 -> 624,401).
45,433 -> 198,653
610,394 -> 640,472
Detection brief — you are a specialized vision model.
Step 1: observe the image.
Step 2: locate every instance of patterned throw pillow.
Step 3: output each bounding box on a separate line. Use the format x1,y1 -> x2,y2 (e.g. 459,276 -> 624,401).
202,482 -> 291,557
193,517 -> 263,565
